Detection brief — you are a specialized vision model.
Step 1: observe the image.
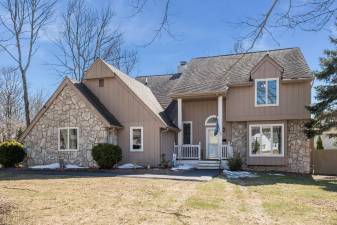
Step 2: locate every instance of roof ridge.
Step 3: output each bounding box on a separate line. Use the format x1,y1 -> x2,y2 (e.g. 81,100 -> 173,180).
136,73 -> 178,78
193,47 -> 299,60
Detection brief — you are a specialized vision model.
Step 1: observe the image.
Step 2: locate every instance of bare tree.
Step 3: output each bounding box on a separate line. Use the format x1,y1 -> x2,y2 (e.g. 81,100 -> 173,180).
128,0 -> 337,52
0,67 -> 24,141
29,89 -> 45,119
54,0 -> 138,81
232,0 -> 337,52
0,0 -> 56,126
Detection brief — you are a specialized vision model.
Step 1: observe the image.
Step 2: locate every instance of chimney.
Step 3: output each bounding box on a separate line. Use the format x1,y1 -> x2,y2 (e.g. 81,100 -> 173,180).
177,61 -> 187,73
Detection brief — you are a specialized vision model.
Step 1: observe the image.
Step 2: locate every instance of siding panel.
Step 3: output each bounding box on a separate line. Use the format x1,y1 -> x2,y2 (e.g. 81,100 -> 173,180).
226,81 -> 311,121
84,77 -> 163,166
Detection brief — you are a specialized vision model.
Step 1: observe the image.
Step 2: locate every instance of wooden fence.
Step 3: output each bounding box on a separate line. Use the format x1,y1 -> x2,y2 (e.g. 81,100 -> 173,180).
313,150 -> 337,175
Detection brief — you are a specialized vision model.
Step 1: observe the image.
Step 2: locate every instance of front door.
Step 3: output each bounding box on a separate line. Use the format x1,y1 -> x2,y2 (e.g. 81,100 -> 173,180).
206,127 -> 218,159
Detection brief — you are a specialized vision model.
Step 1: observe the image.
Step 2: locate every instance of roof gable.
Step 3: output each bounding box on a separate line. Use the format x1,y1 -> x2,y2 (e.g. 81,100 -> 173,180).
84,59 -> 116,79
250,54 -> 284,80
20,78 -> 122,141
86,59 -> 173,128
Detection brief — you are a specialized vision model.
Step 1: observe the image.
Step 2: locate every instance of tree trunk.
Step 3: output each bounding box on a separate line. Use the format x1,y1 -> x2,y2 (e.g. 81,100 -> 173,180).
21,70 -> 31,126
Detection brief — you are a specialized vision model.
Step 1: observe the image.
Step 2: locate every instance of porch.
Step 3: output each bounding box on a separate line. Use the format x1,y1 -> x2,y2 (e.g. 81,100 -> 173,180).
173,143 -> 234,160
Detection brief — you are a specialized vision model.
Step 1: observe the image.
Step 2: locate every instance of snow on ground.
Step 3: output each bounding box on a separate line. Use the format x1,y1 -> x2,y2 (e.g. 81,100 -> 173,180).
65,164 -> 88,169
223,170 -> 258,179
30,163 -> 87,169
171,164 -> 194,171
268,173 -> 285,176
117,163 -> 143,169
30,163 -> 60,169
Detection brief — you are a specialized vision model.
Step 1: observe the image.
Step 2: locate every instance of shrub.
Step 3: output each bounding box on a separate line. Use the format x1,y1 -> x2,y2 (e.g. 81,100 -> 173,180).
92,143 -> 122,169
160,153 -> 169,168
228,153 -> 243,171
0,140 -> 26,168
316,136 -> 324,150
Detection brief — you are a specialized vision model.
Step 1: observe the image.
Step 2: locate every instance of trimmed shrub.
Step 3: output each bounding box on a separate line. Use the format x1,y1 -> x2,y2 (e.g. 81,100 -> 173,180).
92,143 -> 122,169
228,153 -> 243,171
0,141 -> 26,168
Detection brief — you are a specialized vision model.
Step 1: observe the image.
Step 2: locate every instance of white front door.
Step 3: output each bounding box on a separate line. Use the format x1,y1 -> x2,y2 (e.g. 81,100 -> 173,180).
206,127 -> 219,159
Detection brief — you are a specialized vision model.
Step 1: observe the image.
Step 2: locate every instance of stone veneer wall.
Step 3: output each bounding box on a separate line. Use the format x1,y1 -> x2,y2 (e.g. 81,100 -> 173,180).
231,122 -> 248,163
231,120 -> 312,173
24,85 -> 116,167
287,120 -> 311,173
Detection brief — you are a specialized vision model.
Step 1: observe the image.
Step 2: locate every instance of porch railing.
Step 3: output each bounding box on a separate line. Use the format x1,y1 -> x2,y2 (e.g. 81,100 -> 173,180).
174,143 -> 233,160
221,144 -> 234,159
174,142 -> 201,160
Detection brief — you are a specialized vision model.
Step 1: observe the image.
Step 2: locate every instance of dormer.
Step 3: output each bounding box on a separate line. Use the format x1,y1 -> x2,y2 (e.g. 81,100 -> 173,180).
250,54 -> 284,80
250,54 -> 284,107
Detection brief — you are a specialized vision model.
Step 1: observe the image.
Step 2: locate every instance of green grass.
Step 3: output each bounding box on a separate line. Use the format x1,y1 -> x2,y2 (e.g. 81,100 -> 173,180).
0,172 -> 336,225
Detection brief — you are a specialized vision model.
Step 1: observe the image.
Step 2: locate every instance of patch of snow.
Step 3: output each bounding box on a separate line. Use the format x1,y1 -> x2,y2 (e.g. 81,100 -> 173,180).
30,163 -> 60,169
30,163 -> 87,169
171,164 -> 194,171
117,163 -> 143,169
65,164 -> 87,169
268,173 -> 285,176
223,170 -> 258,179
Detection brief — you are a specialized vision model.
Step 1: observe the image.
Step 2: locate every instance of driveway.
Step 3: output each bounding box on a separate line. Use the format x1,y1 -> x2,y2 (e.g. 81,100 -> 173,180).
0,168 -> 220,181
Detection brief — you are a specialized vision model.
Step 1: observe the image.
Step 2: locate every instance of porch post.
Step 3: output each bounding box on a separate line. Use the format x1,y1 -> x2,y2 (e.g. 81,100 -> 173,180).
217,95 -> 223,158
177,98 -> 183,146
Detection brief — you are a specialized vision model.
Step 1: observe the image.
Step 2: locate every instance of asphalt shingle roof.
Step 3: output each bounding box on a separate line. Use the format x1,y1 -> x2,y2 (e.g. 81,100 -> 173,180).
171,47 -> 312,95
136,73 -> 181,109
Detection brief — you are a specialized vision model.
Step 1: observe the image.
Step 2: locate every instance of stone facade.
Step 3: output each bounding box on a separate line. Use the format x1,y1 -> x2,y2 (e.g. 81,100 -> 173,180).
24,85 -> 117,167
231,122 -> 248,162
230,120 -> 312,174
287,120 -> 311,173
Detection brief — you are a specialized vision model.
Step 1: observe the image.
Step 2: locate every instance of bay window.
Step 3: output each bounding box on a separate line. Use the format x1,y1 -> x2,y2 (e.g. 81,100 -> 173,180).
255,78 -> 279,106
249,124 -> 284,157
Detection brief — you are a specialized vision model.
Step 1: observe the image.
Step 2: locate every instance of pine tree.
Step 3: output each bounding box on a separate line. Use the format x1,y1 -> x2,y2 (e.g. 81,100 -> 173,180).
316,136 -> 324,150
305,35 -> 337,138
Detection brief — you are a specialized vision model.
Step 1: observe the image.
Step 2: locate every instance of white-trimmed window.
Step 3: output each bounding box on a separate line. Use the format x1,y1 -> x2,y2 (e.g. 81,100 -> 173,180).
205,115 -> 217,126
130,127 -> 143,152
183,121 -> 192,144
249,124 -> 284,157
58,127 -> 79,151
255,78 -> 279,106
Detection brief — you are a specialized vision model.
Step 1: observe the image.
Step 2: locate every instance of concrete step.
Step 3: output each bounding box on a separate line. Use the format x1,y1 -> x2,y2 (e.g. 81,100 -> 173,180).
196,166 -> 220,170
197,161 -> 220,170
196,160 -> 228,170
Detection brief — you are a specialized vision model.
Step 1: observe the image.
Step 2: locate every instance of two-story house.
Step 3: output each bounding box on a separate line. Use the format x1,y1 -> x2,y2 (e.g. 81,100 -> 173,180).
20,47 -> 313,173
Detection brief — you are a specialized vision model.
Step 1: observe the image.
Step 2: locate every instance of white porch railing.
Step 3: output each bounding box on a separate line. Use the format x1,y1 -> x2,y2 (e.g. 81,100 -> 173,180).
174,142 -> 201,160
174,143 -> 233,160
221,144 -> 233,159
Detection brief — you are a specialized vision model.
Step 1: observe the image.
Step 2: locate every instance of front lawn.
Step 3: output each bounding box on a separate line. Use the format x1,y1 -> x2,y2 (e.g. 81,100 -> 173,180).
0,172 -> 336,225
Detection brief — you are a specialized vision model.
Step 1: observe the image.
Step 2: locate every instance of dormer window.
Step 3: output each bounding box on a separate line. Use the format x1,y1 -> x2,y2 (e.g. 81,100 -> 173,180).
255,78 -> 279,107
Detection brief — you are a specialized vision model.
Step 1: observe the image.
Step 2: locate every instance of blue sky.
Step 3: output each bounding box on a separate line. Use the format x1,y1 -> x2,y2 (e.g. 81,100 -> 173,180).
0,0 -> 335,98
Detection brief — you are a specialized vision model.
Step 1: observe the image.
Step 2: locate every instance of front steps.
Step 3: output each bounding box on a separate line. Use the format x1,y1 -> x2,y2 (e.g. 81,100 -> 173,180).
196,160 -> 228,170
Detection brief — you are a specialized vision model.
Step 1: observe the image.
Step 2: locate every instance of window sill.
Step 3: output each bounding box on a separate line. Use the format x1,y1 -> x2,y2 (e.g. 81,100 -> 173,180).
58,149 -> 79,152
249,154 -> 284,157
254,104 -> 279,107
130,149 -> 144,152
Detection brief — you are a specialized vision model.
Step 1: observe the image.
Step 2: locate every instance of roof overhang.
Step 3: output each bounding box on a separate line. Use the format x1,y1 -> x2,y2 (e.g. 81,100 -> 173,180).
170,91 -> 226,100
227,77 -> 313,87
